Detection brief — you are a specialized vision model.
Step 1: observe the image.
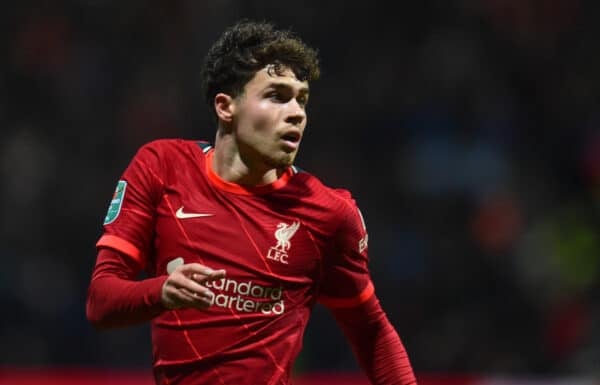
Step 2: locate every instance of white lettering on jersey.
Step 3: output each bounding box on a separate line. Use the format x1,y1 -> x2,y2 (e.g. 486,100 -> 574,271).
205,278 -> 285,315
356,208 -> 368,253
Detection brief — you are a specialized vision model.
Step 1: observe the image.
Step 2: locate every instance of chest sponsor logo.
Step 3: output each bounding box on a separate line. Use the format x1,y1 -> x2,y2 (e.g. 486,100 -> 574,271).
267,221 -> 300,264
205,278 -> 285,315
164,258 -> 286,316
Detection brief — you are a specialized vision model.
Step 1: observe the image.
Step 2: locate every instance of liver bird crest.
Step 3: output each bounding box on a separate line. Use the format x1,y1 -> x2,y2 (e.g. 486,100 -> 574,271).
274,221 -> 300,251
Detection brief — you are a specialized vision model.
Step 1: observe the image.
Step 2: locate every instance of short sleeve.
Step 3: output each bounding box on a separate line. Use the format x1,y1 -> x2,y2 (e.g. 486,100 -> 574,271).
96,142 -> 164,268
318,193 -> 373,309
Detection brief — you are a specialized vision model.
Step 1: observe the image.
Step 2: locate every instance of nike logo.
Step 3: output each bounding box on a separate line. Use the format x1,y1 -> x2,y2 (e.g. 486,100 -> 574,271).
175,206 -> 214,219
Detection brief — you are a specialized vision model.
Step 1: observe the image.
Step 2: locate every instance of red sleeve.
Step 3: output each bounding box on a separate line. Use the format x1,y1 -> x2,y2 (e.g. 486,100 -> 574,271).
98,142 -> 165,267
86,248 -> 168,328
331,294 -> 417,385
318,193 -> 372,308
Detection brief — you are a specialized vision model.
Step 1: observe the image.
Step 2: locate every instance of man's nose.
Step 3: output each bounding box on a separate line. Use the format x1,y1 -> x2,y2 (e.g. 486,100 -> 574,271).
285,99 -> 306,125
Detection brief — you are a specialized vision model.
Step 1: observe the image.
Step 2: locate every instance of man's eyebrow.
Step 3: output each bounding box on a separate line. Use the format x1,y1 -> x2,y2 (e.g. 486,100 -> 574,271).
266,82 -> 309,94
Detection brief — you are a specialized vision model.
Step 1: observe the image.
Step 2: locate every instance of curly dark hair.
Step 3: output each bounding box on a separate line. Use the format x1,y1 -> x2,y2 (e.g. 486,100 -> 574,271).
201,20 -> 320,115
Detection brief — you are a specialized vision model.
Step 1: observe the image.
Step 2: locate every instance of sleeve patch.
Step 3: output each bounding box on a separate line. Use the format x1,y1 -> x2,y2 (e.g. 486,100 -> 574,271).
104,180 -> 127,225
359,233 -> 369,253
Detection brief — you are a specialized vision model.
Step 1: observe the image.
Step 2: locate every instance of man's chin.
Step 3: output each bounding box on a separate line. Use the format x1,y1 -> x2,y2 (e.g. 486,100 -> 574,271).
269,152 -> 296,169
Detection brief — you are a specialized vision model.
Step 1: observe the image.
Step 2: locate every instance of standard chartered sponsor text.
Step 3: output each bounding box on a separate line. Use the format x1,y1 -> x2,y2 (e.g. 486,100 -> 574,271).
205,278 -> 285,315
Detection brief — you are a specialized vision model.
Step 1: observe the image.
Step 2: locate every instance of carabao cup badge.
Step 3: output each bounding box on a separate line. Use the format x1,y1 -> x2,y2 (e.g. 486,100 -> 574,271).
104,180 -> 127,225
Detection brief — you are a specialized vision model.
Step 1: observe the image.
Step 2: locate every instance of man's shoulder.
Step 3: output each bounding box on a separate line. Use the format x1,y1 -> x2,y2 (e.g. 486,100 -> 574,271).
137,138 -> 208,154
127,139 -> 209,178
290,167 -> 356,210
130,138 -> 209,163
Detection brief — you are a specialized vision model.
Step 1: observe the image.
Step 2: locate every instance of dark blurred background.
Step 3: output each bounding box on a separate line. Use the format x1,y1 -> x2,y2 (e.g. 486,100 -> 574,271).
1,0 -> 599,381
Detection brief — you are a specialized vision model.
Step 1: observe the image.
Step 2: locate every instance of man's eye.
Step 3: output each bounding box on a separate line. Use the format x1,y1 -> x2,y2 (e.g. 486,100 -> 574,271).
268,92 -> 285,101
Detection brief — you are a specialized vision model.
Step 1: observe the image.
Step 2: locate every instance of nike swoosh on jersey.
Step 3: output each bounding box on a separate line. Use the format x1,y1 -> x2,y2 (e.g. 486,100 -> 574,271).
175,206 -> 214,219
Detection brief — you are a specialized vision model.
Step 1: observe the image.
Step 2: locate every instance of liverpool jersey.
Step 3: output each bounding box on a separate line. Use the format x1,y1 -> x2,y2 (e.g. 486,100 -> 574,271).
96,139 -> 373,384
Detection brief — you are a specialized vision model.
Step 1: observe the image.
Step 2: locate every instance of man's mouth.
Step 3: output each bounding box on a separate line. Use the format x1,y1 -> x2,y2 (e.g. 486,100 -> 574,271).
281,132 -> 301,143
280,131 -> 302,151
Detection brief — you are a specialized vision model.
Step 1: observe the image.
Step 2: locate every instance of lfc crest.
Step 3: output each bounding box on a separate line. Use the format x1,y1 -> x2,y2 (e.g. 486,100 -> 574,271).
267,221 -> 300,264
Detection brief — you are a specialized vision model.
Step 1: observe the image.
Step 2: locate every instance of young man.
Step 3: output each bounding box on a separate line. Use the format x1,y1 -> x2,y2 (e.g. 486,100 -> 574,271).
86,20 -> 417,385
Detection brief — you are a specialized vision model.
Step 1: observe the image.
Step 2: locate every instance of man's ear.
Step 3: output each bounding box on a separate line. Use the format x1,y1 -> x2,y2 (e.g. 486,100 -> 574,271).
214,93 -> 235,123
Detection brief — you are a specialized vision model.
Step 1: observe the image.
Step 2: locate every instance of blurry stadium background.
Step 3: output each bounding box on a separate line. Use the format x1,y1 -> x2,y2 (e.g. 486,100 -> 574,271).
1,1 -> 599,384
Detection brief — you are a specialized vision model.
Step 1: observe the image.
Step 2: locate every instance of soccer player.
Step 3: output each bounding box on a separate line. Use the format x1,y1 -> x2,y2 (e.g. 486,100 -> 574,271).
86,20 -> 417,385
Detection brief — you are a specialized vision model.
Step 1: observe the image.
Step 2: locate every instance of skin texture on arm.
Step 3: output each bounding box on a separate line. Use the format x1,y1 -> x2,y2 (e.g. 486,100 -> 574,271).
330,294 -> 417,385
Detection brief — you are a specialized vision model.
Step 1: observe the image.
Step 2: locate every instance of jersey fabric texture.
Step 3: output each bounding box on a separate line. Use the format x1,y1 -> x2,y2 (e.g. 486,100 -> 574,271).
95,139 -> 373,384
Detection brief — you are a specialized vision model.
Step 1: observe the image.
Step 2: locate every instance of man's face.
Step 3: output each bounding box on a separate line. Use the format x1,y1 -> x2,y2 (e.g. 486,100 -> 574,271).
231,65 -> 309,170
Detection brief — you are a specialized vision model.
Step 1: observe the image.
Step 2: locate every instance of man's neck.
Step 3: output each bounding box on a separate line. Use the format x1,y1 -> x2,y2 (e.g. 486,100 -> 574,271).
212,134 -> 281,186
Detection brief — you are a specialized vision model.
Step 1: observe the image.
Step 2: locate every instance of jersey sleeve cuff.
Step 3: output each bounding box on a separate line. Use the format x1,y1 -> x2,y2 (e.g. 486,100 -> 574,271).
318,281 -> 375,309
96,234 -> 144,268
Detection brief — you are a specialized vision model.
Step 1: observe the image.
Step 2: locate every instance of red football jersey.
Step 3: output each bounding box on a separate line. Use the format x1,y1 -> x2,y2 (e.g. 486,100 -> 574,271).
96,139 -> 373,385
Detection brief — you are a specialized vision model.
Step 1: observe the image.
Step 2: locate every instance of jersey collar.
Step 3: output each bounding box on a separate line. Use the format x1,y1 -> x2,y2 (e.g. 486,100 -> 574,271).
204,149 -> 295,195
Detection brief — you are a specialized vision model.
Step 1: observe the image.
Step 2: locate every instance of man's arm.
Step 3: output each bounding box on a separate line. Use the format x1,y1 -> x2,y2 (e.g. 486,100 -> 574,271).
86,248 -> 225,329
86,248 -> 168,328
330,294 -> 417,385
